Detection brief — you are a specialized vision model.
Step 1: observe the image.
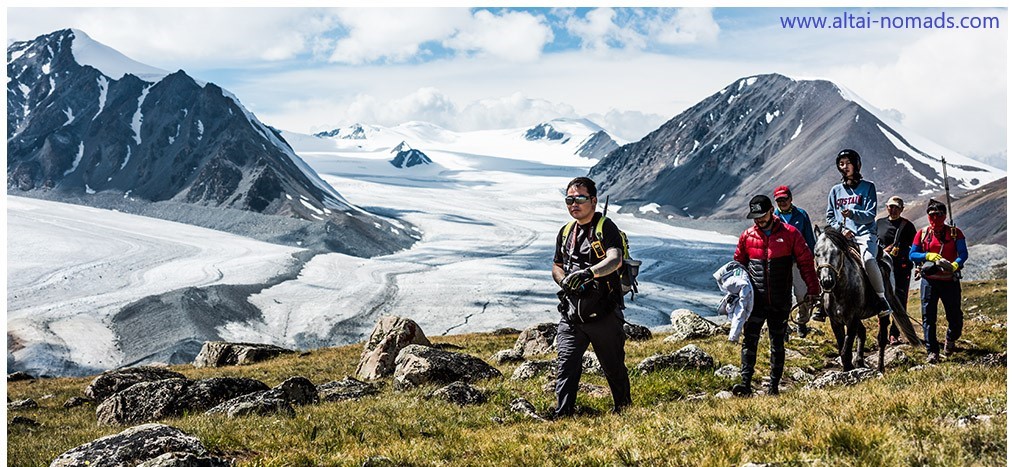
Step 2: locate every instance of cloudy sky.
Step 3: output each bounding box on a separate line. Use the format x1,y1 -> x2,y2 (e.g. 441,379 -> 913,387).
7,6 -> 1008,163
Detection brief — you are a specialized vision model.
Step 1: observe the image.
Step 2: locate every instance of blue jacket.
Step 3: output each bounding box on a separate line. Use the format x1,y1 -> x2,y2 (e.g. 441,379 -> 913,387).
775,205 -> 816,252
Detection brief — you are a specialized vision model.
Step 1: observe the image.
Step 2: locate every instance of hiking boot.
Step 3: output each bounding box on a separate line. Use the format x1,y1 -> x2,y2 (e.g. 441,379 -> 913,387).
731,383 -> 752,397
926,352 -> 940,364
766,386 -> 780,396
943,340 -> 957,355
877,297 -> 893,318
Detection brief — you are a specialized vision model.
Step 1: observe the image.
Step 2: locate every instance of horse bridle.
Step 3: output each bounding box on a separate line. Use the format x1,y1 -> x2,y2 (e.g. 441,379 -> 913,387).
815,259 -> 843,294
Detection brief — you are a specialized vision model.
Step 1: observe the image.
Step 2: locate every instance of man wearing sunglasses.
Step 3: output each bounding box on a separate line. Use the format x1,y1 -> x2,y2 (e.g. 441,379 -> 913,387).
550,177 -> 631,418
910,199 -> 968,363
876,196 -> 917,345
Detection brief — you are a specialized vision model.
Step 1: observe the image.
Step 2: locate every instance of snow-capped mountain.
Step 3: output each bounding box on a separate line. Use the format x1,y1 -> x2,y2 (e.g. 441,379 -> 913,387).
588,73 -> 1004,220
7,29 -> 413,257
389,142 -> 433,168
307,117 -> 619,164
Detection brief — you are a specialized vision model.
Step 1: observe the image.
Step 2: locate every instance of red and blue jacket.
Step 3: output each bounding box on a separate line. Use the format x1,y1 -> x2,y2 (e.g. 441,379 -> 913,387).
734,217 -> 820,311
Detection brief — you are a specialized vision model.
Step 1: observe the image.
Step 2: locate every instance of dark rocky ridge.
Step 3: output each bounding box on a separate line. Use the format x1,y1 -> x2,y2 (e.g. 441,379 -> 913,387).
7,29 -> 413,256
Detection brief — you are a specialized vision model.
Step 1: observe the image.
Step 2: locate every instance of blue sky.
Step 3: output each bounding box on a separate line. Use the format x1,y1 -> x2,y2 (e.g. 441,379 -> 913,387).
6,7 -> 1008,162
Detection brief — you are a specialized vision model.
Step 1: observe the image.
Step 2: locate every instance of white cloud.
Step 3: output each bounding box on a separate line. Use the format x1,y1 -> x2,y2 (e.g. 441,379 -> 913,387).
566,8 -> 646,51
444,10 -> 554,62
586,109 -> 669,143
649,8 -> 720,45
327,9 -> 471,64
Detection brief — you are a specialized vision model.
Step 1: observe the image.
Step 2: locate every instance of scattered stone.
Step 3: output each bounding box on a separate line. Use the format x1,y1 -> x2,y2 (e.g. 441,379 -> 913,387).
64,396 -> 92,409
507,397 -> 543,420
582,354 -> 604,376
805,368 -> 881,390
393,345 -> 502,390
8,398 -> 38,410
513,323 -> 557,357
975,352 -> 1006,367
427,381 -> 487,406
666,309 -> 722,341
51,423 -> 224,467
299,351 -> 312,358
137,452 -> 231,467
623,322 -> 652,341
492,349 -> 525,364
956,414 -> 995,428
864,346 -> 909,368
10,416 -> 39,427
491,327 -> 521,336
192,342 -> 295,368
637,344 -> 716,373
318,377 -> 383,402
784,348 -> 805,360
789,368 -> 815,384
512,360 -> 556,380
85,366 -> 187,403
7,371 -> 35,382
269,376 -> 319,406
355,316 -> 431,381
714,364 -> 740,380
714,391 -> 733,399
206,394 -> 295,418
96,377 -> 269,425
687,392 -> 709,401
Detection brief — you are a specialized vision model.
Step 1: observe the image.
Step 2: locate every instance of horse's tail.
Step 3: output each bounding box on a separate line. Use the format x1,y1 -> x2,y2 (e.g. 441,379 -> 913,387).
889,293 -> 922,346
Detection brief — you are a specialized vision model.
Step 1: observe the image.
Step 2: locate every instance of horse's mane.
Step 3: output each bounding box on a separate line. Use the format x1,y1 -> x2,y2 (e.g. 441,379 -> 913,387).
820,226 -> 855,257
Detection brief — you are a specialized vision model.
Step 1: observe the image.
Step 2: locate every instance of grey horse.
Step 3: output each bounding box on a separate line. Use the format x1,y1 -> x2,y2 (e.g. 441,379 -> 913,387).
813,226 -> 921,372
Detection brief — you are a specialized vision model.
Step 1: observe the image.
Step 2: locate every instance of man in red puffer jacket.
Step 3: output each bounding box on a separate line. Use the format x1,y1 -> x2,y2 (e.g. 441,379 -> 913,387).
731,195 -> 820,396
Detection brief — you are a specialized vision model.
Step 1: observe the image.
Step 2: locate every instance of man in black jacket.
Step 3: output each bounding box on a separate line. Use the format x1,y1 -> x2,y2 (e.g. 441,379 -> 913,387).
876,196 -> 917,345
550,177 -> 631,418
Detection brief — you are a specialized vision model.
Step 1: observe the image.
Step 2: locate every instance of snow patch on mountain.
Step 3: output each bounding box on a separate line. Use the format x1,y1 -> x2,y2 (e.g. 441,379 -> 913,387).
68,29 -> 169,81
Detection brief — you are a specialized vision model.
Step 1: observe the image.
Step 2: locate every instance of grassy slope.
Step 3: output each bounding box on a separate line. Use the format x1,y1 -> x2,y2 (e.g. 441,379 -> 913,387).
7,280 -> 1006,466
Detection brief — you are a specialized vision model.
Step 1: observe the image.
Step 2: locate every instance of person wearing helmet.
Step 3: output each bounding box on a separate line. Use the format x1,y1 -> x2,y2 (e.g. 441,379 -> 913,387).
825,149 -> 893,317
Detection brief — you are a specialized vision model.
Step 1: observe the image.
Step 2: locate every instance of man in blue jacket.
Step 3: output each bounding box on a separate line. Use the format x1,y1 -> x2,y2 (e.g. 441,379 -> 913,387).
773,185 -> 819,324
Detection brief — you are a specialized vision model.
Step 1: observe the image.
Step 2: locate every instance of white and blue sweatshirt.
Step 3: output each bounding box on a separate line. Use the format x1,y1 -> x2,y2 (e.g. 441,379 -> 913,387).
825,180 -> 878,238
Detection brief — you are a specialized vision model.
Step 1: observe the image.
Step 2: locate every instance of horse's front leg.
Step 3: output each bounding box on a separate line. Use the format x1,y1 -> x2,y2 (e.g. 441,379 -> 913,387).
852,318 -> 867,369
877,315 -> 889,373
840,322 -> 857,372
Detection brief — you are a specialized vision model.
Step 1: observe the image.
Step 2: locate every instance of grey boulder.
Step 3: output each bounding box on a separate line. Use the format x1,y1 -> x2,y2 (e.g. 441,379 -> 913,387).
427,381 -> 487,406
393,344 -> 502,390
85,366 -> 187,403
666,309 -> 722,341
318,377 -> 383,402
50,423 -> 226,467
637,344 -> 716,373
355,316 -> 431,381
805,368 -> 881,390
96,377 -> 269,425
512,323 -> 557,357
192,342 -> 294,368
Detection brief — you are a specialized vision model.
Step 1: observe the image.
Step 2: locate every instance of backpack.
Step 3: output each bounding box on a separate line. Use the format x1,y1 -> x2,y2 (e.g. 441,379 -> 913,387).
561,215 -> 641,300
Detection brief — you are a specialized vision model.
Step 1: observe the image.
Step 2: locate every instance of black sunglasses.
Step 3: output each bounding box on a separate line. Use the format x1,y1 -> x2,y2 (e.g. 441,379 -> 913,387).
565,195 -> 591,205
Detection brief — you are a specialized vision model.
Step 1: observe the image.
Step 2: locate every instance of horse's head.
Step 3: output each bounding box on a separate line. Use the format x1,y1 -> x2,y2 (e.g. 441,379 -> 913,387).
814,226 -> 845,293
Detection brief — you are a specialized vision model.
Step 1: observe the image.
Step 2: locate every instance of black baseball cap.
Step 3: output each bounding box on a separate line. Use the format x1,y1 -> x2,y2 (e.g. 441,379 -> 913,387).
747,195 -> 773,219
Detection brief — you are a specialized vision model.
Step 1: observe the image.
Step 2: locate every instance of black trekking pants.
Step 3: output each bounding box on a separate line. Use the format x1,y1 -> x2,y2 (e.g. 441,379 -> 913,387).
740,307 -> 789,387
889,258 -> 913,339
554,309 -> 631,416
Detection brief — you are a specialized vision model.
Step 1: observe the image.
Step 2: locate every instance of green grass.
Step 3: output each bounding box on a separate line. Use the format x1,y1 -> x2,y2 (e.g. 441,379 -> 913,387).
8,280 -> 1006,466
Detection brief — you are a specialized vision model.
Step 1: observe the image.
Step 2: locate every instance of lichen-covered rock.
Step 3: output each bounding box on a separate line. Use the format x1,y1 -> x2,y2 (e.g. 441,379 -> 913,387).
512,323 -> 557,357
137,451 -> 231,467
85,367 -> 187,403
507,398 -> 542,420
427,381 -> 486,406
393,345 -> 502,390
318,377 -> 383,402
805,368 -> 881,390
582,353 -> 604,376
492,349 -> 525,364
636,344 -> 716,374
863,346 -> 909,368
541,381 -> 610,398
10,416 -> 39,427
355,316 -> 431,381
714,364 -> 740,380
269,376 -> 318,406
491,328 -> 521,336
511,360 -> 556,380
96,377 -> 268,425
50,423 -> 221,467
8,398 -> 39,410
206,393 -> 295,418
192,342 -> 294,368
666,309 -> 722,341
64,396 -> 91,409
623,322 -> 652,341
7,371 -> 35,382
789,367 -> 815,384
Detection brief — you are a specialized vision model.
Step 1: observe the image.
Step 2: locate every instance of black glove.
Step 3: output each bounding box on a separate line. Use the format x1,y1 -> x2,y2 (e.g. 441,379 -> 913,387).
562,268 -> 594,292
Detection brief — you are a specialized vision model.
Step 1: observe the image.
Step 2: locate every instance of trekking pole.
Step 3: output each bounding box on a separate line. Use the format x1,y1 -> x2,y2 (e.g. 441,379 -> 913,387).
940,157 -> 958,236
603,195 -> 609,216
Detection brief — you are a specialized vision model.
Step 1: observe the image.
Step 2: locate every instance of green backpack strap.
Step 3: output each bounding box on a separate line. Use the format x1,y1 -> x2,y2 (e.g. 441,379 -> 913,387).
561,220 -> 577,244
